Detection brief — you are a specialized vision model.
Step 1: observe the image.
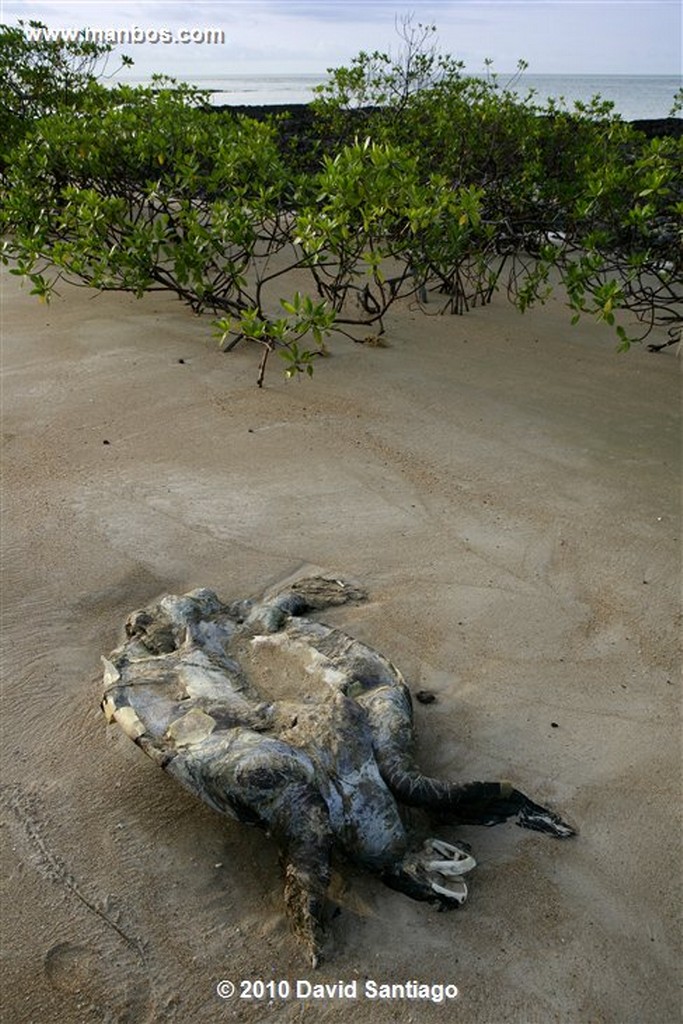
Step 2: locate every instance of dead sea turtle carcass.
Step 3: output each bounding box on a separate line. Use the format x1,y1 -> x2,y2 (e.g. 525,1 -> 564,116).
102,576 -> 575,964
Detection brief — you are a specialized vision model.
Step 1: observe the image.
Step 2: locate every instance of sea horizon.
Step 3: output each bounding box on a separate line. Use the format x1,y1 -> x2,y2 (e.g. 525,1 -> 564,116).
123,72 -> 681,121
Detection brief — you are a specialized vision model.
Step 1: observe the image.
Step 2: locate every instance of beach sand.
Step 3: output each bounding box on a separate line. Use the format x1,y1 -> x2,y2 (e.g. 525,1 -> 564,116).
1,268 -> 680,1023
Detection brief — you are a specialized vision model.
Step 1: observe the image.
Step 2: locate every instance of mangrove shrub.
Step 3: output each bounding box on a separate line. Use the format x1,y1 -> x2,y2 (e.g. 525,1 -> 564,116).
2,21 -> 681,382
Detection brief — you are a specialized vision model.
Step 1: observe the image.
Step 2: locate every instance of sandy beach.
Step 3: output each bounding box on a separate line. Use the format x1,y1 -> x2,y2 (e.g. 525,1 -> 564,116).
1,267 -> 680,1023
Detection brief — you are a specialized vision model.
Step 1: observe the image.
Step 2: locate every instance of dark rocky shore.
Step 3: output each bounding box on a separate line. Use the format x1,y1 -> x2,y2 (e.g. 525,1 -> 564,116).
216,103 -> 682,140
630,117 -> 682,139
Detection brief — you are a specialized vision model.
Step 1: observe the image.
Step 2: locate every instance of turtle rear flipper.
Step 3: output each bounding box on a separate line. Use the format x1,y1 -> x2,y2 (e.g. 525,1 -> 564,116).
382,838 -> 476,909
197,734 -> 334,966
281,576 -> 367,613
282,851 -> 330,969
248,577 -> 367,633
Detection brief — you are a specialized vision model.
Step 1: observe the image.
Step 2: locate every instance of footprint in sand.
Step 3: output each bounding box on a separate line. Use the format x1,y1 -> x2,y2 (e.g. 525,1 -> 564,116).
44,940 -> 151,1022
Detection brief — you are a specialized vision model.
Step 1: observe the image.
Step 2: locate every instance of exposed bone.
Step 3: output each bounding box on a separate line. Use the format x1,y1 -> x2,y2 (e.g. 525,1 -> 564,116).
430,880 -> 469,904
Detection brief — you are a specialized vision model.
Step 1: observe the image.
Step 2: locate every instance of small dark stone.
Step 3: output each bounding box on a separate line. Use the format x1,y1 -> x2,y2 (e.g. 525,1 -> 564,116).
416,690 -> 437,705
178,358 -> 186,364
102,439 -> 110,445
551,722 -> 559,728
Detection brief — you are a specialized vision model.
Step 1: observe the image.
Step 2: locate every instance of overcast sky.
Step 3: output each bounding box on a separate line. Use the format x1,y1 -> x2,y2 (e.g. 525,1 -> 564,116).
3,0 -> 681,77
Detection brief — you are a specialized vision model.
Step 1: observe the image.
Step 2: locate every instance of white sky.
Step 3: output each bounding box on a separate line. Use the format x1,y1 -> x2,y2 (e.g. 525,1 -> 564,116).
2,0 -> 681,77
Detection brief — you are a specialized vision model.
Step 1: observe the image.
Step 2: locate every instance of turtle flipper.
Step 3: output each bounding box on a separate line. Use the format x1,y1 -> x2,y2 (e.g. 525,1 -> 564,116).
382,838 -> 477,909
514,793 -> 576,837
357,684 -> 576,838
197,736 -> 334,965
276,576 -> 366,613
282,847 -> 330,969
274,797 -> 333,966
396,777 -> 576,837
427,782 -> 577,837
245,576 -> 367,632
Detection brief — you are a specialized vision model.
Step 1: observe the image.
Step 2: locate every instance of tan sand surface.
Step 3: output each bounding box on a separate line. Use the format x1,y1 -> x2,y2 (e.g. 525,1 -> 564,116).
1,268 -> 680,1023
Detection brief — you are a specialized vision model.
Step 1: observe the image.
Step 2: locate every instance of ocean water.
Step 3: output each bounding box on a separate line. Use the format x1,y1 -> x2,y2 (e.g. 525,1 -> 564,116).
183,73 -> 680,121
507,74 -> 681,121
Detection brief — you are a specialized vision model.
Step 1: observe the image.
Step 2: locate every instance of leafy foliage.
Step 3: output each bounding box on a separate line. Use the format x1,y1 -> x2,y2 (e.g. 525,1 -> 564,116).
1,80 -> 337,383
0,19 -> 131,169
1,18 -> 681,383
313,28 -> 682,346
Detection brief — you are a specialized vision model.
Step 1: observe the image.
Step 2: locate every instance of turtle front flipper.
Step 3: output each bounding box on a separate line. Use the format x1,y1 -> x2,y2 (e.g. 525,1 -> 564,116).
508,790 -> 576,837
426,781 -> 577,837
357,684 -> 576,838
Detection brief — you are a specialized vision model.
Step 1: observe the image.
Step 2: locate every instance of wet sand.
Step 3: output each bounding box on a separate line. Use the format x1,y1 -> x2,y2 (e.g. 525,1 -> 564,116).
1,269 -> 680,1023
